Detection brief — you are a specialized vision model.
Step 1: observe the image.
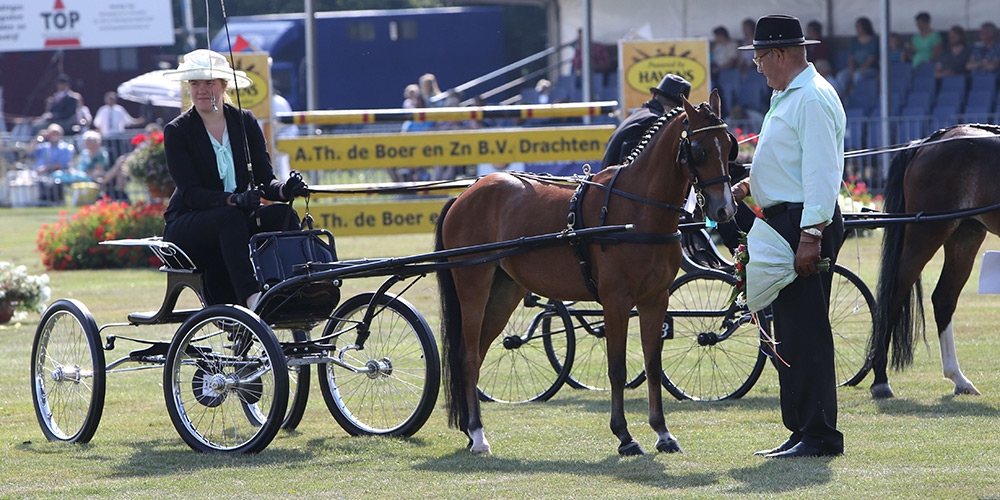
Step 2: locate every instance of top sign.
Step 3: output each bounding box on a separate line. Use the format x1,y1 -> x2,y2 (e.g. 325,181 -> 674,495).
0,1 -> 174,52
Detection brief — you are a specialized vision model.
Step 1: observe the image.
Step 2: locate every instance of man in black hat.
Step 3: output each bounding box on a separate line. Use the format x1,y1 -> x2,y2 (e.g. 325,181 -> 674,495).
601,73 -> 690,168
44,74 -> 81,134
732,14 -> 846,459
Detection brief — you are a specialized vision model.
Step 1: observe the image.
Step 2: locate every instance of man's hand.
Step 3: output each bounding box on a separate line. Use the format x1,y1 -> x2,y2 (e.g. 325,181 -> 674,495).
794,236 -> 822,276
731,179 -> 749,204
230,189 -> 262,209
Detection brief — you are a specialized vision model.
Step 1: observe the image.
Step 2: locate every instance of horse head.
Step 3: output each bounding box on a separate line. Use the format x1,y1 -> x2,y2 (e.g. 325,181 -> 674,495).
679,89 -> 737,224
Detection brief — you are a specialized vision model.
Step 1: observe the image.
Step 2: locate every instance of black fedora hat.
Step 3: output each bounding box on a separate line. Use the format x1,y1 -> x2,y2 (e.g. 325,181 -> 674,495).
738,15 -> 819,51
649,74 -> 691,102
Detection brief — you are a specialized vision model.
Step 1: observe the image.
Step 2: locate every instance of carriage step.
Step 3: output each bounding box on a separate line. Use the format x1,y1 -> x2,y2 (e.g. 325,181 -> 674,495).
127,308 -> 201,325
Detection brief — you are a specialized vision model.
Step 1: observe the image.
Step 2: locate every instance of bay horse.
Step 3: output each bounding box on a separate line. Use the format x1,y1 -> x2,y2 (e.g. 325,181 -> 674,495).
435,90 -> 737,455
869,124 -> 1000,398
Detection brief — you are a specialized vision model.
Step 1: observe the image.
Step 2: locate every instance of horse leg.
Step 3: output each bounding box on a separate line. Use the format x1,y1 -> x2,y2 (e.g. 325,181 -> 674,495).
460,269 -> 526,455
871,230 -> 946,399
934,227 -> 986,396
601,299 -> 645,456
636,302 -> 681,453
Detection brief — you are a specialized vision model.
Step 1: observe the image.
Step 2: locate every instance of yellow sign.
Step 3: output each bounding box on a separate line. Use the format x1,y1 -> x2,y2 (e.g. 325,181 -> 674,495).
619,39 -> 711,112
306,199 -> 448,236
278,125 -> 614,171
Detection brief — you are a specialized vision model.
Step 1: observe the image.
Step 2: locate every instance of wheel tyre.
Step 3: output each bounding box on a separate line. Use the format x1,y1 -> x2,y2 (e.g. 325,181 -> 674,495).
31,299 -> 106,444
830,264 -> 875,387
163,305 -> 288,453
319,293 -> 440,436
273,328 -> 310,430
476,294 -> 574,403
662,271 -> 767,401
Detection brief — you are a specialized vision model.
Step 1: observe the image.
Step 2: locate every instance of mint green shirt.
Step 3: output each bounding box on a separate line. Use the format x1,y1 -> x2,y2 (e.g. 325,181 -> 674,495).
911,31 -> 942,67
749,63 -> 845,229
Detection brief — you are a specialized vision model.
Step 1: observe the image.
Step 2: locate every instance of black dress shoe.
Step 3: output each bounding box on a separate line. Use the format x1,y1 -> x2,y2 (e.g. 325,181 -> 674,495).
753,439 -> 798,456
765,442 -> 841,459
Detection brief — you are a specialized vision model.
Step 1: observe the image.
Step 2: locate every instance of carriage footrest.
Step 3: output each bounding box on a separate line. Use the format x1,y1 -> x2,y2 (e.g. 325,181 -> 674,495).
127,308 -> 200,326
129,342 -> 170,360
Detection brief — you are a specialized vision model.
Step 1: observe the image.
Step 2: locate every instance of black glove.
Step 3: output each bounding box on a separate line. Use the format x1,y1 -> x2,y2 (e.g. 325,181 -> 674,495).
230,189 -> 262,209
281,171 -> 309,200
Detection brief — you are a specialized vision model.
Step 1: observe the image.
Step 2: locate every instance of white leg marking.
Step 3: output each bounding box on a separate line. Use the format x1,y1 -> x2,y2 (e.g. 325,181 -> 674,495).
939,321 -> 981,395
469,428 -> 492,455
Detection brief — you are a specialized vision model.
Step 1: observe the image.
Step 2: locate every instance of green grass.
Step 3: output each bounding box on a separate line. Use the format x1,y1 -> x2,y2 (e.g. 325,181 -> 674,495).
2,206 -> 1000,499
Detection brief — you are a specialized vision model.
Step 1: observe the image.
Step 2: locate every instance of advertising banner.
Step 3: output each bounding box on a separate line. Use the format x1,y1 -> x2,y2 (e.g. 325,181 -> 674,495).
618,39 -> 711,113
0,1 -> 174,52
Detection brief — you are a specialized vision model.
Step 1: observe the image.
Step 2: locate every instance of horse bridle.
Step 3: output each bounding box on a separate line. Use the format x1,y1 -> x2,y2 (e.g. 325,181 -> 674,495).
679,119 -> 733,189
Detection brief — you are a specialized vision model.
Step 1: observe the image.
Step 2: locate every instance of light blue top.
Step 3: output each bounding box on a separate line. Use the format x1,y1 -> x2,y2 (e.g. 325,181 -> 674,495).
749,63 -> 845,229
208,125 -> 236,192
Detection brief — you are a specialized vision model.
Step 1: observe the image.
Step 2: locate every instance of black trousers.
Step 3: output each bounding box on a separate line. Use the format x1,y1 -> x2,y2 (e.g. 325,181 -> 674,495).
164,203 -> 299,305
765,204 -> 845,453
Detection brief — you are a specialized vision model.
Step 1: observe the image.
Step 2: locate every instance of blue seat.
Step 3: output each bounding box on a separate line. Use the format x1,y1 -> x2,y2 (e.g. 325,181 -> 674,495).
835,49 -> 850,73
970,71 -> 997,93
939,75 -> 967,94
896,108 -> 929,143
911,76 -> 936,94
716,68 -> 742,111
845,108 -> 867,151
963,104 -> 992,124
519,89 -> 540,104
966,89 -> 995,111
914,61 -> 936,78
936,90 -> 964,109
889,61 -> 913,87
931,105 -> 959,131
905,91 -> 933,113
738,72 -> 768,111
848,81 -> 878,113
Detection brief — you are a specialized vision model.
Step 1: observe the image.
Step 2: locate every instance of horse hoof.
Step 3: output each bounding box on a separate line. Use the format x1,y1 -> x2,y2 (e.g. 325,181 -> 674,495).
656,437 -> 683,453
469,443 -> 492,455
870,383 -> 895,399
618,440 -> 646,456
954,384 -> 981,396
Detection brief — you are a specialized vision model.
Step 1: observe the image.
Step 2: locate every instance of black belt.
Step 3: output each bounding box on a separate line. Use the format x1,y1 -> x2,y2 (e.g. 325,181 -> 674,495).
762,202 -> 804,220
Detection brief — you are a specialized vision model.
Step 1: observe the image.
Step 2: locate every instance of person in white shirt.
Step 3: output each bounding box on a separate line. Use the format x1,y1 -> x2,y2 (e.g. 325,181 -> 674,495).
92,92 -> 143,136
733,14 -> 846,460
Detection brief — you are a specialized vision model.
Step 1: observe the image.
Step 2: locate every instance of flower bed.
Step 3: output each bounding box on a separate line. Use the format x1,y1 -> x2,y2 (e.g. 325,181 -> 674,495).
0,262 -> 51,321
36,199 -> 165,270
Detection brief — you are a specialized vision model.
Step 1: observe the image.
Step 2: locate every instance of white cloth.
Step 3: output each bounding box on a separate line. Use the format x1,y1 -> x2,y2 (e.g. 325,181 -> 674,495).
93,104 -> 135,135
744,221 -> 797,312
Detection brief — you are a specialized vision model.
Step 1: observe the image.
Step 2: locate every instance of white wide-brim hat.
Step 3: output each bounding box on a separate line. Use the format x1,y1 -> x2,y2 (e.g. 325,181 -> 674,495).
163,49 -> 253,89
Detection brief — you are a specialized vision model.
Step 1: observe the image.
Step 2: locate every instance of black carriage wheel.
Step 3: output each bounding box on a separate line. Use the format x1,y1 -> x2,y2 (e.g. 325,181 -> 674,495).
476,294 -> 574,403
163,305 -> 288,454
31,299 -> 106,444
272,328 -> 311,430
318,292 -> 440,437
830,264 -> 875,387
661,271 -> 768,401
550,302 -> 646,391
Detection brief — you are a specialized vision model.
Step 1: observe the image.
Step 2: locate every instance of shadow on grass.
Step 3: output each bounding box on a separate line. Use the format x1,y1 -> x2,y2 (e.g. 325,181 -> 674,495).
726,457 -> 834,494
413,449 -> 719,490
94,437 -> 318,478
512,390 -> 781,415
873,394 -> 1000,418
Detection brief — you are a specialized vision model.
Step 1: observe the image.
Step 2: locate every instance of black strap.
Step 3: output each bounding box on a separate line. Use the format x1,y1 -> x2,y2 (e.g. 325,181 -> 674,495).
567,180 -> 603,303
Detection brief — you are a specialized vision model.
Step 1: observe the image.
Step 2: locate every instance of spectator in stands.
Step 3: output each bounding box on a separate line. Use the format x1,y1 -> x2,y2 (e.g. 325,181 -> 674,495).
402,84 -> 420,109
908,12 -> 942,69
834,17 -> 879,97
77,130 -> 127,200
419,73 -> 444,107
806,21 -> 830,70
738,18 -> 758,73
711,26 -> 740,77
36,74 -> 80,135
93,91 -> 143,136
966,22 -> 1000,74
888,33 -> 910,64
535,79 -> 553,104
935,25 -> 971,78
30,123 -> 76,176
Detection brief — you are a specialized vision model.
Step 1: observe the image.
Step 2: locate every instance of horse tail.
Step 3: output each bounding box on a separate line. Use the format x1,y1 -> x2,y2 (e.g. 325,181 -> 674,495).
870,144 -> 925,371
435,197 -> 468,429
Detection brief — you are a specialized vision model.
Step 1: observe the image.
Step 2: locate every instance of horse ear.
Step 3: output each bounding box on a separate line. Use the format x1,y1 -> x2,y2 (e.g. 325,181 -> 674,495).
709,89 -> 722,117
681,94 -> 695,115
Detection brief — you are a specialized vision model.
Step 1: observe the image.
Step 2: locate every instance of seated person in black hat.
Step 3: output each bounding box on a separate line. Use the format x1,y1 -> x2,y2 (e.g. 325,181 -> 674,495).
601,74 -> 691,169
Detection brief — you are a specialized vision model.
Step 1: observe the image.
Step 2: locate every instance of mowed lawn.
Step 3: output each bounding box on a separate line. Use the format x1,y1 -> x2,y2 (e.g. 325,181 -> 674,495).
1,206 -> 1000,499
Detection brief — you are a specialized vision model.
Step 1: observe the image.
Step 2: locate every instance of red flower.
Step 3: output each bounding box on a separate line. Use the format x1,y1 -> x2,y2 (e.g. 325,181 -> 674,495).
131,133 -> 147,146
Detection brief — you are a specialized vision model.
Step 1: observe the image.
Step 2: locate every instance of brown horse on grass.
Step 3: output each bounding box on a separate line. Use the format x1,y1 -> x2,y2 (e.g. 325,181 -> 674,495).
435,91 -> 737,455
869,124 -> 1000,398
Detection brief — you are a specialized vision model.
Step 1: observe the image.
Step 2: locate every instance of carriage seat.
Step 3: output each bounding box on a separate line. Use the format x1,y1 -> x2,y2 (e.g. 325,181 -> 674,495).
99,238 -> 206,325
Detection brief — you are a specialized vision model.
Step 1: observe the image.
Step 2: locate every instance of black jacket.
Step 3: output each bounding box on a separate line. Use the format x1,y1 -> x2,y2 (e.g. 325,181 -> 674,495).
601,98 -> 668,169
163,104 -> 285,223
